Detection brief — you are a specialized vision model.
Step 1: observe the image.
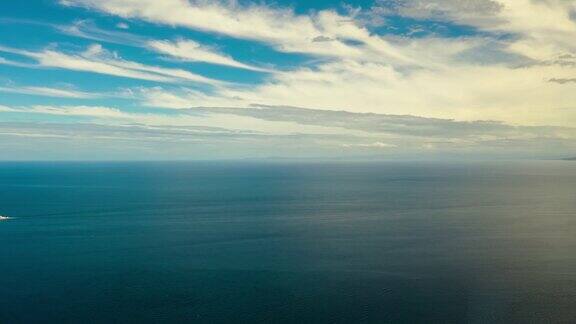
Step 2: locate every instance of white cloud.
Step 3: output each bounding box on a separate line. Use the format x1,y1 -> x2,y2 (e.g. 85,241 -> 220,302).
3,0 -> 573,130
25,105 -> 128,118
0,85 -> 100,98
58,20 -> 145,46
54,21 -> 275,72
0,105 -> 16,112
0,55 -> 36,68
148,39 -> 272,72
59,0 -> 412,62
0,44 -> 225,85
53,20 -> 278,73
343,142 -> 397,148
140,55 -> 576,127
136,87 -> 247,109
116,22 -> 129,29
2,104 -> 575,159
369,0 -> 576,60
1,104 -> 353,136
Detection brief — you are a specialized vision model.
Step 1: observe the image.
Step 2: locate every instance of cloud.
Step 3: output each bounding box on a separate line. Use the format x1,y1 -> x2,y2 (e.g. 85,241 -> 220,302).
0,122 -> 258,141
2,0 -> 575,152
53,20 -> 275,73
136,87 -> 250,109
15,101 -> 565,151
0,55 -> 37,68
55,0 -> 576,128
343,141 -> 397,148
0,104 -> 353,136
137,52 -> 576,127
549,78 -> 576,84
53,20 -> 275,74
369,0 -> 576,60
0,121 -> 372,160
0,85 -> 101,98
368,0 -> 504,24
312,36 -> 335,43
147,39 -> 272,72
0,43 -> 224,85
59,0 -> 413,62
22,105 -> 128,118
58,20 -> 145,46
3,18 -> 277,75
14,103 -> 576,148
2,103 -> 575,160
0,105 -> 16,112
179,105 -> 576,141
55,1 -> 576,126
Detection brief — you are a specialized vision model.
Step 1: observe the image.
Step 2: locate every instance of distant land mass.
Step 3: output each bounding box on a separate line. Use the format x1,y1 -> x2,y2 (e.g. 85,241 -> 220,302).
563,157 -> 576,160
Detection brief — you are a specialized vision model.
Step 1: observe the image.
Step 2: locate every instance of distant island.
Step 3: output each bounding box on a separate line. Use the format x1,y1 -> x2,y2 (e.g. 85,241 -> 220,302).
563,157 -> 576,161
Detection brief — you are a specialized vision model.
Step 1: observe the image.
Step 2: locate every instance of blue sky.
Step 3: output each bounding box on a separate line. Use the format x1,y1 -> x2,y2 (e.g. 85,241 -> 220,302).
1,0 -> 576,160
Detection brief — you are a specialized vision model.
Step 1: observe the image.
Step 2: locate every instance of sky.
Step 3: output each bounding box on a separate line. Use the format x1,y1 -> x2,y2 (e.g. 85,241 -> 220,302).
1,0 -> 576,160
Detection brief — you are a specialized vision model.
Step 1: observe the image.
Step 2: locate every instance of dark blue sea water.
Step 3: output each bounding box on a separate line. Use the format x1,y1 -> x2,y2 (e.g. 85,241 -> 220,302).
1,161 -> 575,323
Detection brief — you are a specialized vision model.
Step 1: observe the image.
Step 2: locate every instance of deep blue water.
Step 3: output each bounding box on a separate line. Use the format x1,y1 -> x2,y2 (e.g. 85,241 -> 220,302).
1,161 -> 575,323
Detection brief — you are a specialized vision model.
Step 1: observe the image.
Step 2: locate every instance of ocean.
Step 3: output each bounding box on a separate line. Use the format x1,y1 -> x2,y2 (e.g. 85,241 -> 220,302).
0,161 -> 575,323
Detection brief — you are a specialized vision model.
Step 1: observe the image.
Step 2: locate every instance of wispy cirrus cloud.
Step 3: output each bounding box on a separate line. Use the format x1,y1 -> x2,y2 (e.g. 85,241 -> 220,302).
3,19 -> 273,73
61,20 -> 271,72
59,0 -> 412,62
0,43 -> 225,86
58,19 -> 145,46
0,85 -> 101,98
148,39 -> 273,72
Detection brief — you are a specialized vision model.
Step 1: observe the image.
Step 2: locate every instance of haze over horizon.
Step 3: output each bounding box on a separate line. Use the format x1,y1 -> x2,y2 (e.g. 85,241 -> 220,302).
1,0 -> 576,160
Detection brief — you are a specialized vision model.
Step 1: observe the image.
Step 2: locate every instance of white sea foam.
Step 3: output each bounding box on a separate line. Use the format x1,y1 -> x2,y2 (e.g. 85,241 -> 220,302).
0,215 -> 10,221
